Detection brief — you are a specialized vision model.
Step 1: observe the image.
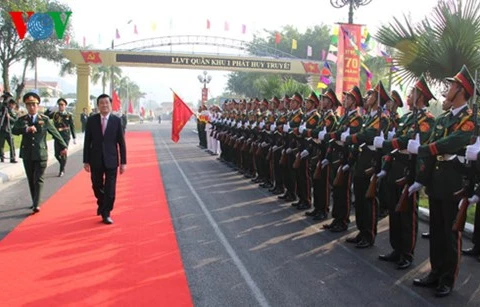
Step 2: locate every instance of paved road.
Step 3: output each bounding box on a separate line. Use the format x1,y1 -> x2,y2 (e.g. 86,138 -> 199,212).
1,121 -> 479,306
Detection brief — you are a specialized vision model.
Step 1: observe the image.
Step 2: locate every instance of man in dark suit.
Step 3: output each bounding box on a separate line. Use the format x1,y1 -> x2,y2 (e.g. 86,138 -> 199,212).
80,107 -> 88,132
12,92 -> 68,213
83,94 -> 127,225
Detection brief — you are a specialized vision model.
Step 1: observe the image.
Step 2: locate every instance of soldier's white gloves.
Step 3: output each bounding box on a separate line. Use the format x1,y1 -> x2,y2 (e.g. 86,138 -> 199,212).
252,122 -> 257,128
468,195 -> 480,206
340,128 -> 350,142
376,170 -> 387,179
283,124 -> 289,132
342,164 -> 350,172
318,127 -> 327,141
373,131 -> 385,149
466,137 -> 480,161
237,122 -> 241,128
407,134 -> 420,155
259,121 -> 265,129
270,124 -> 276,132
388,128 -> 396,140
286,148 -> 293,154
282,149 -> 286,155
299,124 -> 306,134
272,145 -> 279,152
408,181 -> 423,196
300,149 -> 309,159
321,159 -> 329,168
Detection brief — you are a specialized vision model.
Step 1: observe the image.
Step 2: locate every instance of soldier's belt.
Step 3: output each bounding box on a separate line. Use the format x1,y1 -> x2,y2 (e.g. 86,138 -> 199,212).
57,127 -> 70,131
436,154 -> 465,163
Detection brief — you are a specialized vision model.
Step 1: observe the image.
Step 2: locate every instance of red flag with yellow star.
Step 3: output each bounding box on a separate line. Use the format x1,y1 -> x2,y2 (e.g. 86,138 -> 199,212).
301,62 -> 320,74
172,91 -> 193,143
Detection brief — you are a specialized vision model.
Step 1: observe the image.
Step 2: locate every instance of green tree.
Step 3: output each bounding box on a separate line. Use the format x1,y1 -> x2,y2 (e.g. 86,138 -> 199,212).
375,0 -> 480,86
91,66 -> 122,94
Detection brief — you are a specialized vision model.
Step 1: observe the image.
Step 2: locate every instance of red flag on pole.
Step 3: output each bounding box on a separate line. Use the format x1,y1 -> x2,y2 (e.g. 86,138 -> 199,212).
112,90 -> 121,111
115,28 -> 120,39
128,100 -> 134,114
171,91 -> 193,143
134,24 -> 138,35
224,21 -> 229,31
140,106 -> 145,117
275,32 -> 281,45
206,19 -> 211,29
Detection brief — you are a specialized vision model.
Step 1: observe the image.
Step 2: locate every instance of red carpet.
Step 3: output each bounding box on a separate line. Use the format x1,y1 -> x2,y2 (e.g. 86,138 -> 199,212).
0,132 -> 193,306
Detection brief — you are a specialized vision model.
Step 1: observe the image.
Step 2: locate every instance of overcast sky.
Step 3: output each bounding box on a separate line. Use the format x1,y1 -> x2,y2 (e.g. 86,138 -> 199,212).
11,0 -> 441,106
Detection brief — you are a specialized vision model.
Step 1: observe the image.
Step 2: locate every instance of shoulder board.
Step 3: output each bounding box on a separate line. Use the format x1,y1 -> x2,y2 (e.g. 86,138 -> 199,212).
39,114 -> 49,120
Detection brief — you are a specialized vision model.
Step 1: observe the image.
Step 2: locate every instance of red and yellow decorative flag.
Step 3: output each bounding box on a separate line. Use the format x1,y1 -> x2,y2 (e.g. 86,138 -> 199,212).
172,92 -> 194,143
301,62 -> 320,74
80,51 -> 102,64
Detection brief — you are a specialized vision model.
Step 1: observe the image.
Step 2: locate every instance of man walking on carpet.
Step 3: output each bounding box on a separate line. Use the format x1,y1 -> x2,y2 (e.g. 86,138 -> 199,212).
83,94 -> 127,225
12,92 -> 68,213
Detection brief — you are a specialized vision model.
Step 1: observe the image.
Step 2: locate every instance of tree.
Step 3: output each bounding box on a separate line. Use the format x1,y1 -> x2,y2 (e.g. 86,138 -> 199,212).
91,66 -> 122,94
375,0 -> 480,87
0,0 -> 73,98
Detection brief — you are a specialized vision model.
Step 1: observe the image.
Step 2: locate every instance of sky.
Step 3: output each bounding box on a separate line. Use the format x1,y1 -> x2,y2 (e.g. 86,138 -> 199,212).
11,0 -> 441,107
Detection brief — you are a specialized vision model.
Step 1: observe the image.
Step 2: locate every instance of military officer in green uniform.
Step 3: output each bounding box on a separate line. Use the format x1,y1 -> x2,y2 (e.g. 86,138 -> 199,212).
306,89 -> 339,220
374,75 -> 436,270
293,92 -> 321,210
45,98 -> 76,177
344,81 -> 390,248
0,93 -> 18,163
11,93 -> 68,213
278,93 -> 303,202
409,65 -> 477,297
322,86 -> 364,233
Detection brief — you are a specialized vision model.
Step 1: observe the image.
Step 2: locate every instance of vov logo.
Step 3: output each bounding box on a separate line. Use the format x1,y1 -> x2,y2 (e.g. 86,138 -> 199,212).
9,11 -> 72,40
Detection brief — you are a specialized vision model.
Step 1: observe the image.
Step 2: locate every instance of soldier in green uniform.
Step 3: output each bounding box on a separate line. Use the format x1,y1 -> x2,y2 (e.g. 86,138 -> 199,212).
293,92 -> 321,210
0,93 -> 18,163
377,91 -> 403,218
322,86 -> 364,232
11,93 -> 68,213
306,89 -> 339,220
344,81 -> 390,248
374,75 -> 436,270
410,65 -> 477,297
270,95 -> 289,195
45,98 -> 76,177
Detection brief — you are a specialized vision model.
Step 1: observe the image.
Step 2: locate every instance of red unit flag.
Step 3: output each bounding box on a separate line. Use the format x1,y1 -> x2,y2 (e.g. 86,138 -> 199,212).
171,92 -> 194,143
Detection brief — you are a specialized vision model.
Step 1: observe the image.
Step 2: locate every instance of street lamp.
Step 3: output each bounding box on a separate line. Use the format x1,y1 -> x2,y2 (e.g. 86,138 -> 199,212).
197,71 -> 212,106
330,0 -> 373,24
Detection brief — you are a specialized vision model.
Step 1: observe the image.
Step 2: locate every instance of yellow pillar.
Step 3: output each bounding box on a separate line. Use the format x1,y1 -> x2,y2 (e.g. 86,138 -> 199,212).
75,64 -> 91,130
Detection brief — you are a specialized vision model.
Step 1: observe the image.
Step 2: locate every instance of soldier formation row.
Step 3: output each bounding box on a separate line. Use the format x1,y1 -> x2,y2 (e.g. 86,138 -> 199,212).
199,65 -> 480,298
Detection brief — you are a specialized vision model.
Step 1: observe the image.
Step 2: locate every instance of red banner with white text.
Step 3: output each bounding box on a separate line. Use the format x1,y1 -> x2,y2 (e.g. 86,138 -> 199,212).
335,23 -> 362,102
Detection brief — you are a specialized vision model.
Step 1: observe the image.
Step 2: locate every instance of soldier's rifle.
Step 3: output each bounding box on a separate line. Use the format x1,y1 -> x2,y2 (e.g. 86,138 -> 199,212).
333,114 -> 351,187
453,70 -> 478,231
365,89 -> 382,199
396,91 -> 419,212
